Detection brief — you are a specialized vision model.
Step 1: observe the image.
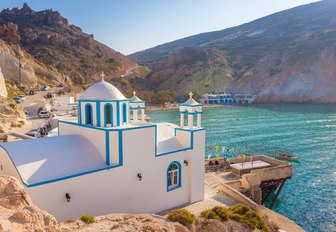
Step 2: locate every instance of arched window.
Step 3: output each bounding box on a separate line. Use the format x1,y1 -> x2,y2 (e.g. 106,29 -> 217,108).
167,161 -> 181,191
122,103 -> 127,124
105,104 -> 113,127
85,104 -> 93,125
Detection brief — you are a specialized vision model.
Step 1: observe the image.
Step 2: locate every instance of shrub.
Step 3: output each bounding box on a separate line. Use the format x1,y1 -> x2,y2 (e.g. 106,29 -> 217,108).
64,219 -> 76,224
212,206 -> 229,221
200,209 -> 220,220
0,126 -> 4,133
228,204 -> 250,215
80,214 -> 96,224
167,209 -> 196,226
10,122 -> 19,128
9,103 -> 16,109
200,207 -> 229,221
228,204 -> 270,232
143,218 -> 153,223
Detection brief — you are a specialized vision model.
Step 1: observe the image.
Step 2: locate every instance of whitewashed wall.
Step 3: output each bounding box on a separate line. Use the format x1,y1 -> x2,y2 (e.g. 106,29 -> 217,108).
79,102 -> 97,126
0,148 -> 22,181
189,130 -> 205,202
59,122 -> 106,162
27,126 -> 205,221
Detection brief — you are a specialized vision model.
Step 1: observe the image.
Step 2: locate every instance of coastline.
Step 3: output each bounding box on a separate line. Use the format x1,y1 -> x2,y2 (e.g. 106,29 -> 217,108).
146,103 -> 223,111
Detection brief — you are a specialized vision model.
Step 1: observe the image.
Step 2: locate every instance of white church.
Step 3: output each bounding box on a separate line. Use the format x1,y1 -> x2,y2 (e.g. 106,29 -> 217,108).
0,73 -> 205,221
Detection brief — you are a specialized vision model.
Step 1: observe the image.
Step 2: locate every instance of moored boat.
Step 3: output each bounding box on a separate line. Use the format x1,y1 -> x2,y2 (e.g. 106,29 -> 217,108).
276,153 -> 301,160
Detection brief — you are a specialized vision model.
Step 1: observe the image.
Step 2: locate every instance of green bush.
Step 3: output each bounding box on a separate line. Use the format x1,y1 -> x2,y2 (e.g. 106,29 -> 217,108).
167,209 -> 196,226
228,204 -> 250,215
212,206 -> 229,221
200,207 -> 229,221
228,204 -> 269,232
200,209 -> 220,220
200,204 -> 270,232
9,103 -> 16,109
80,214 -> 96,224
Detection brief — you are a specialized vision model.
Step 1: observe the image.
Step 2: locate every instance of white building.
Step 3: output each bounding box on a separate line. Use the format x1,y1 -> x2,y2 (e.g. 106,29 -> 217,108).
0,74 -> 205,221
200,91 -> 256,104
51,95 -> 76,113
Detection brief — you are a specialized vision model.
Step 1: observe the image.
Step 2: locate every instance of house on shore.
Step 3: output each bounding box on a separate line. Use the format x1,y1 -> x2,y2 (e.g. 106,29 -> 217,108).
200,91 -> 256,104
0,73 -> 205,221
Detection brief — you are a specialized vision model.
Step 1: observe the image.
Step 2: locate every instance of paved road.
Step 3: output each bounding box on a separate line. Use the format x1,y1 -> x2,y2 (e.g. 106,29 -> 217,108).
9,88 -> 60,140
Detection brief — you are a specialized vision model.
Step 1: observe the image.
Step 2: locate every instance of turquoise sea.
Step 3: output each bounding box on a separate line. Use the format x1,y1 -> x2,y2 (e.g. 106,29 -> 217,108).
147,104 -> 336,232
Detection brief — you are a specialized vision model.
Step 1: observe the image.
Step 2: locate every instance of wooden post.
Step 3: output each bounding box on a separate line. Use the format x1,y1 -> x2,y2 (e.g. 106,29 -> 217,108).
270,179 -> 286,209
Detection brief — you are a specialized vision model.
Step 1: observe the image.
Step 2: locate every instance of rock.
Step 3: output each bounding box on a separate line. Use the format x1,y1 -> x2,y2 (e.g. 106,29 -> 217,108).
0,67 -> 7,98
0,176 -> 61,232
0,22 -> 20,43
21,3 -> 34,14
195,219 -> 251,232
0,47 -> 37,88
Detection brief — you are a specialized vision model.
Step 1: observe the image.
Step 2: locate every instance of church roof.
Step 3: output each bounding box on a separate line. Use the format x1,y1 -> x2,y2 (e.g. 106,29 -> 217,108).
179,92 -> 202,106
0,135 -> 107,187
129,95 -> 143,102
80,80 -> 126,101
183,97 -> 200,106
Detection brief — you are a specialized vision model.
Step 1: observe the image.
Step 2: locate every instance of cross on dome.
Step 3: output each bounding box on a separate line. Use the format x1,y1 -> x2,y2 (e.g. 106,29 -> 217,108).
133,90 -> 136,96
101,71 -> 105,82
189,92 -> 193,98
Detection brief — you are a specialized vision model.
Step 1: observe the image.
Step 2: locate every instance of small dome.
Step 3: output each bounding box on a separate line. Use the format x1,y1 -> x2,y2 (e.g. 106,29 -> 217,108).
182,92 -> 201,105
183,97 -> 200,105
130,95 -> 143,102
129,91 -> 144,102
80,81 -> 126,100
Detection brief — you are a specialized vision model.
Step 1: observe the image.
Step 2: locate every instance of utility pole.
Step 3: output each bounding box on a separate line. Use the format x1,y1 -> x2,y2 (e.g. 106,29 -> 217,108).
18,55 -> 22,88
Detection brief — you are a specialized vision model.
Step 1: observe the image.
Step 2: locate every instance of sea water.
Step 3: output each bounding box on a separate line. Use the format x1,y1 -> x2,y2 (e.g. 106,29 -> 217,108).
147,104 -> 336,232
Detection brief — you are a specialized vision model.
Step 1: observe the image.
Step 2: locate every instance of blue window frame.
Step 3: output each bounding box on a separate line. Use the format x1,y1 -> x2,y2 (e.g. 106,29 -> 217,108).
104,104 -> 113,127
167,161 -> 181,191
85,104 -> 93,125
122,103 -> 127,124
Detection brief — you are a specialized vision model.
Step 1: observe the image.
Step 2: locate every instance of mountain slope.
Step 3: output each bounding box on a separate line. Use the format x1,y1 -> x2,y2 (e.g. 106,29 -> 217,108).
0,3 -> 145,87
131,0 -> 336,102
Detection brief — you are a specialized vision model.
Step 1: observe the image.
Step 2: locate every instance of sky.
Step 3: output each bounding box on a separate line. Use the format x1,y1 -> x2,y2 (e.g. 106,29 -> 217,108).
0,0 -> 320,55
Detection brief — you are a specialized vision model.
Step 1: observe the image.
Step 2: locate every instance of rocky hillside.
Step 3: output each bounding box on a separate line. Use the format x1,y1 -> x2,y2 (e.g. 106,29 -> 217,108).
0,3 -> 146,88
131,0 -> 336,103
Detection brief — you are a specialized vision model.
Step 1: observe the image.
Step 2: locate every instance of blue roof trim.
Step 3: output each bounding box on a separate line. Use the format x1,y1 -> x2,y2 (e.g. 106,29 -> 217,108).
78,102 -> 82,124
79,99 -> 130,103
178,104 -> 203,107
58,120 -> 156,131
105,131 -> 110,165
130,100 -> 146,103
1,120 -> 203,188
157,148 -> 189,157
130,107 -> 146,110
118,130 -> 123,166
97,101 -> 101,127
27,164 -> 122,187
179,111 -> 203,115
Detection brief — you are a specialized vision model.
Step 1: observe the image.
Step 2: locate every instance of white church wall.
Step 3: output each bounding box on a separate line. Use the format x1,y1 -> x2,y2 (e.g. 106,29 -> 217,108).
27,126 -> 196,221
108,131 -> 120,165
79,102 -> 97,126
59,122 -> 106,162
175,129 -> 192,148
0,148 -> 23,183
189,130 -> 205,202
99,102 -> 117,127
